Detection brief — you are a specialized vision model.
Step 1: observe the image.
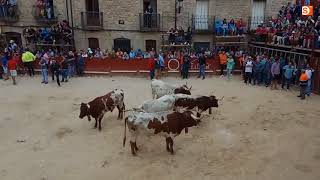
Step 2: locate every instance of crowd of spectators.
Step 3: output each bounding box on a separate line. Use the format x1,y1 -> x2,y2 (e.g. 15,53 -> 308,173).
23,20 -> 73,45
35,0 -> 55,20
167,27 -> 192,45
215,18 -> 246,36
255,1 -> 320,49
0,0 -> 17,19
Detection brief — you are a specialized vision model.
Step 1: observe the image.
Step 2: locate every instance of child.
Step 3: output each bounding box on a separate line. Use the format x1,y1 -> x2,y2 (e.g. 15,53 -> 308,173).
8,58 -> 18,85
39,57 -> 48,84
226,54 -> 235,80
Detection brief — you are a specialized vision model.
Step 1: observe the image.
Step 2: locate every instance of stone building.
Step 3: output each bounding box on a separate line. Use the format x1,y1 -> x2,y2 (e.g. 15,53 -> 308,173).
0,0 -> 291,51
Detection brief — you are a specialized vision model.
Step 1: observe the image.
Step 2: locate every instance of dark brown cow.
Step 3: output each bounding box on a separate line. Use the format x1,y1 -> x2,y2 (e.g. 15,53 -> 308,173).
174,95 -> 219,117
123,110 -> 200,156
79,89 -> 125,131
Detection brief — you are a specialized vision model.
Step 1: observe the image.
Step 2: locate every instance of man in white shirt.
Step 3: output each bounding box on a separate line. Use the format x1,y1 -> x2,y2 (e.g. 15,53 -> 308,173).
244,56 -> 253,84
305,64 -> 314,96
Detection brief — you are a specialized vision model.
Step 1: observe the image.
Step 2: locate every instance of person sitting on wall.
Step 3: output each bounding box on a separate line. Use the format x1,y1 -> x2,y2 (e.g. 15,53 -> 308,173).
116,48 -> 123,59
136,49 -> 143,58
122,52 -> 129,60
177,26 -> 185,44
222,19 -> 229,36
129,48 -> 136,59
236,18 -> 245,35
185,27 -> 192,45
167,28 -> 177,45
143,51 -> 151,59
229,19 -> 237,36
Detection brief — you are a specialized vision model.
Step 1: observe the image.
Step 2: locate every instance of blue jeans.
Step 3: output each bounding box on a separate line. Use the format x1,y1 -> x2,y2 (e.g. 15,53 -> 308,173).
199,64 -> 205,79
0,5 -> 7,17
306,79 -> 312,95
62,69 -> 68,81
68,64 -> 75,77
282,77 -> 292,89
263,72 -> 271,86
41,69 -> 48,83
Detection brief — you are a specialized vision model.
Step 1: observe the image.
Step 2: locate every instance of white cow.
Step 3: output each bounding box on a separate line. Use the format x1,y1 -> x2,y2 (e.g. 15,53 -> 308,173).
151,80 -> 192,99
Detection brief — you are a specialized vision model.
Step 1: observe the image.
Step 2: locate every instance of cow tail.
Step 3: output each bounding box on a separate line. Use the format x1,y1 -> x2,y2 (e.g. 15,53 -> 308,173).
123,117 -> 128,147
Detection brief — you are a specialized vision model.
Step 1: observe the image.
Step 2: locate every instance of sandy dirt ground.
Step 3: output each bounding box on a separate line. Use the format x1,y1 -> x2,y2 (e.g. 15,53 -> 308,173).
0,75 -> 320,180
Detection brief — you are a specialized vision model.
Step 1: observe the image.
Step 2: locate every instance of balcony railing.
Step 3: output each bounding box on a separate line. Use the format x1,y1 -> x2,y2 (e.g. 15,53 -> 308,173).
32,5 -> 58,24
81,11 -> 104,30
139,13 -> 160,32
192,15 -> 214,34
0,6 -> 19,23
248,16 -> 272,31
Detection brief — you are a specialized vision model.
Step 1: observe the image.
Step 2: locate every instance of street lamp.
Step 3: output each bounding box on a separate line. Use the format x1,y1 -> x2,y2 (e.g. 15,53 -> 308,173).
174,0 -> 183,30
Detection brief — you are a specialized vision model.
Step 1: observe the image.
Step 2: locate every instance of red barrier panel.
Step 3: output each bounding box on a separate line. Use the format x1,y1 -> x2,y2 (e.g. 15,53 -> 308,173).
34,57 -> 220,72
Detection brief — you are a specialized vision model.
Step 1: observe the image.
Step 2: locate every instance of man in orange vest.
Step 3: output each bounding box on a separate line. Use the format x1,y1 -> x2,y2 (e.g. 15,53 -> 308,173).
219,51 -> 227,76
298,69 -> 309,100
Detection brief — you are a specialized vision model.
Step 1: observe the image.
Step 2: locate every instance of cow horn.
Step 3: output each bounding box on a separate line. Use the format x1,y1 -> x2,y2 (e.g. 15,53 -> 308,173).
73,103 -> 81,106
218,96 -> 225,101
189,86 -> 192,90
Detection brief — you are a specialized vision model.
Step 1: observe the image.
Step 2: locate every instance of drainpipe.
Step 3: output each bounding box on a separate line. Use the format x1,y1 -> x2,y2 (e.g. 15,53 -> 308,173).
69,0 -> 75,48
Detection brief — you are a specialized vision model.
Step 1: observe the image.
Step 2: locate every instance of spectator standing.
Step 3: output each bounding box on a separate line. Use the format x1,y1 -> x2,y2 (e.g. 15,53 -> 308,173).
198,52 -> 206,80
39,56 -> 48,84
66,51 -> 75,77
263,57 -> 272,87
271,59 -> 281,90
298,69 -> 308,100
252,58 -> 262,85
50,60 -> 61,86
229,19 -> 236,36
7,57 -> 17,85
22,49 -> 36,77
226,54 -> 235,80
218,51 -> 227,76
305,64 -> 314,96
282,61 -> 295,90
7,0 -> 17,17
244,57 -> 253,84
154,55 -> 161,79
61,57 -> 69,82
148,55 -> 156,80
1,52 -> 9,80
0,0 -> 8,17
77,51 -> 85,76
158,52 -> 165,73
182,53 -> 190,79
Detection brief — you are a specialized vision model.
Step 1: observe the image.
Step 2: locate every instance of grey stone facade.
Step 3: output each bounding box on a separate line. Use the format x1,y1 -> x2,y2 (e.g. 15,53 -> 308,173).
0,0 -> 290,51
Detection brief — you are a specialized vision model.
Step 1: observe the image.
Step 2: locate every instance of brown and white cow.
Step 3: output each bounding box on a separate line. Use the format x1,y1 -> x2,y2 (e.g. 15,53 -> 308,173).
123,110 -> 200,156
79,89 -> 125,131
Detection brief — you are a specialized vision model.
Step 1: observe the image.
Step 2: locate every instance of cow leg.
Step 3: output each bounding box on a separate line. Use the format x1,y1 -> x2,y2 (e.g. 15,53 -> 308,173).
134,142 -> 139,151
209,108 -> 212,115
94,119 -> 98,129
98,116 -> 104,131
130,141 -> 136,156
168,137 -> 174,155
117,106 -> 121,120
165,137 -> 171,152
184,127 -> 189,134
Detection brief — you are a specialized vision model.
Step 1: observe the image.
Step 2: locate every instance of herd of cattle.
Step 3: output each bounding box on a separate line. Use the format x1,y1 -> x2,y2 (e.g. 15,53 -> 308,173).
78,80 -> 221,156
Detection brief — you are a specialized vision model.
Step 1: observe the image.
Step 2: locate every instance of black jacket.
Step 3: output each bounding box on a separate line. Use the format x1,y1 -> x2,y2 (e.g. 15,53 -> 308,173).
198,55 -> 206,66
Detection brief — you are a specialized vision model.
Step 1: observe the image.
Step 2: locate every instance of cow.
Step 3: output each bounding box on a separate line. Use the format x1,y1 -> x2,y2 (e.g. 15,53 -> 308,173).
78,89 -> 125,131
174,95 -> 219,118
123,110 -> 200,156
151,79 -> 192,99
140,94 -> 219,118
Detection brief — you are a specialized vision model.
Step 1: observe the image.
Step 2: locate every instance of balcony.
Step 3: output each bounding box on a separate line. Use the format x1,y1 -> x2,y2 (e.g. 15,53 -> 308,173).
81,11 -> 104,31
192,15 -> 214,34
32,5 -> 58,24
139,13 -> 160,32
0,6 -> 19,23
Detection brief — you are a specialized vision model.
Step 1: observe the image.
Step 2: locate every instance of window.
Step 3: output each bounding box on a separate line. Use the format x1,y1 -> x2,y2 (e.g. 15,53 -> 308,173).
146,40 -> 156,51
195,0 -> 209,30
85,0 -> 100,26
251,0 -> 266,29
114,38 -> 131,52
88,38 -> 99,50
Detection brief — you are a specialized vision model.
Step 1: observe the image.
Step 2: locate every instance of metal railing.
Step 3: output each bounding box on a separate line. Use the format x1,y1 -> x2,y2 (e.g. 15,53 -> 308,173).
0,5 -> 19,23
81,11 -> 104,30
32,5 -> 58,24
192,15 -> 214,33
139,13 -> 160,31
